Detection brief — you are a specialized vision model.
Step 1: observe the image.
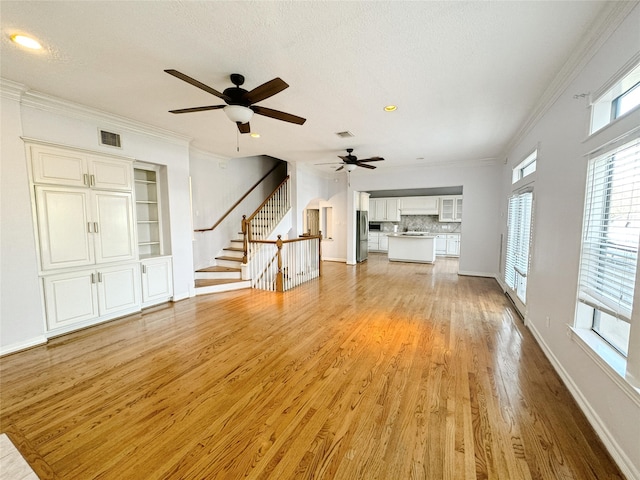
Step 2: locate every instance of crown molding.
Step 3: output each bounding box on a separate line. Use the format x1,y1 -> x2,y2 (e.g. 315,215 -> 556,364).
503,1 -> 639,157
0,78 -> 27,101
8,82 -> 193,146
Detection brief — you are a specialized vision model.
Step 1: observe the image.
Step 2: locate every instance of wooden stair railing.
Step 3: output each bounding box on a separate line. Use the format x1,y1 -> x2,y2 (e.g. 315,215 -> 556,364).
194,163 -> 282,233
242,175 -> 290,263
249,234 -> 322,292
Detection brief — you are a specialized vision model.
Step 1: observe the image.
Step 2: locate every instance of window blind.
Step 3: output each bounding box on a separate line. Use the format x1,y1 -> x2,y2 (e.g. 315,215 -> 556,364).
578,137 -> 640,322
505,192 -> 533,290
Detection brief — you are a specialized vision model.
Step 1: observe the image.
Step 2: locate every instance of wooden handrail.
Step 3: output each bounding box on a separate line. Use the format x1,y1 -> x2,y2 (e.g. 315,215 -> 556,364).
246,175 -> 290,223
250,234 -> 322,245
194,163 -> 282,232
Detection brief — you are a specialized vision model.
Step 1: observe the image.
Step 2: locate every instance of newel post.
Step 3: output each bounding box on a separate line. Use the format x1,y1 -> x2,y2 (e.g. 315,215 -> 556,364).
242,215 -> 248,264
318,232 -> 322,277
275,235 -> 284,292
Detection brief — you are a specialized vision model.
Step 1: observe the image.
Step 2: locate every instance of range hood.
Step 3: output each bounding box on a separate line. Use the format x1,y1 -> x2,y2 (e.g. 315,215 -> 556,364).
399,196 -> 439,215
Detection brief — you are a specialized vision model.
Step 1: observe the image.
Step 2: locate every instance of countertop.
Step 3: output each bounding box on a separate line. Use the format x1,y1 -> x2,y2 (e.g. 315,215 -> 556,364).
386,233 -> 436,238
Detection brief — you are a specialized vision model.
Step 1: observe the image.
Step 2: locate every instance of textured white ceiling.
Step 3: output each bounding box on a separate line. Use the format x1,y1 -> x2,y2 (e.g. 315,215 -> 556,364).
0,1 -> 611,171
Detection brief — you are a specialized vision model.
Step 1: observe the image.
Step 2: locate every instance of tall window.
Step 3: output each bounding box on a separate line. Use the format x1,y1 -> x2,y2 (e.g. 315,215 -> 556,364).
505,191 -> 533,305
577,138 -> 640,355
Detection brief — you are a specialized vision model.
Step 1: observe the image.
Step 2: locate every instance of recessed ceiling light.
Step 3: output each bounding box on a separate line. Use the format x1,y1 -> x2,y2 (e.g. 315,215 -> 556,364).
250,133 -> 260,138
383,105 -> 397,112
10,34 -> 42,50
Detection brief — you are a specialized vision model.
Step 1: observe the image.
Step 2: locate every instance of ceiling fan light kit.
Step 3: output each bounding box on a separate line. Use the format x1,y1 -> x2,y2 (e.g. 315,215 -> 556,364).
223,105 -> 253,124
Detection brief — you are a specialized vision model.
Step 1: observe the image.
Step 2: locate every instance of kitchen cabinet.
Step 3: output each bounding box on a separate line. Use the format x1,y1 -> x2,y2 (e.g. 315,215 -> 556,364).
370,198 -> 400,222
435,235 -> 447,255
446,234 -> 461,256
378,234 -> 389,251
439,196 -> 463,222
435,234 -> 460,256
141,256 -> 173,307
43,263 -> 141,331
30,144 -> 132,191
356,192 -> 370,211
400,196 -> 439,215
367,232 -> 389,252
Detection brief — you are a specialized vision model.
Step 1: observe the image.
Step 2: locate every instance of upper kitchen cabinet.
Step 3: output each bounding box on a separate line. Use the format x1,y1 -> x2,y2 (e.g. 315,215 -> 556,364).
30,144 -> 132,191
439,196 -> 463,222
399,196 -> 439,215
370,198 -> 400,222
356,192 -> 370,211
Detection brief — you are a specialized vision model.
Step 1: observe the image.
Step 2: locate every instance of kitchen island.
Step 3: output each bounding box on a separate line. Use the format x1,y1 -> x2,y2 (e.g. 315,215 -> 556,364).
387,233 -> 436,264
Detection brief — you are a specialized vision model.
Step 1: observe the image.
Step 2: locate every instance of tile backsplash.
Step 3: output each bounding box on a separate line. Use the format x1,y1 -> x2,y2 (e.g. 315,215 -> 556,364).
373,215 -> 461,234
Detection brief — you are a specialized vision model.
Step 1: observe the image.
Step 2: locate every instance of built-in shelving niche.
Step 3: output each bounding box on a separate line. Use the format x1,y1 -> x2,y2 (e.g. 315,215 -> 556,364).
134,164 -> 171,259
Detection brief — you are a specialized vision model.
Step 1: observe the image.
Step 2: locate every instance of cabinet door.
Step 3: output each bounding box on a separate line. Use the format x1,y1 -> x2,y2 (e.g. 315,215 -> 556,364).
446,234 -> 460,256
386,198 -> 400,221
89,156 -> 132,191
439,197 -> 455,222
43,270 -> 98,329
97,263 -> 141,316
435,235 -> 447,255
454,197 -> 463,221
141,257 -> 173,306
35,186 -> 95,270
93,191 -> 136,264
31,145 -> 88,187
378,234 -> 389,252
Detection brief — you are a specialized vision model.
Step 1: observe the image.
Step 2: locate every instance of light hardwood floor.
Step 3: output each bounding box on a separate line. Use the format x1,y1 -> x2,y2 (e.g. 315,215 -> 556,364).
0,255 -> 624,479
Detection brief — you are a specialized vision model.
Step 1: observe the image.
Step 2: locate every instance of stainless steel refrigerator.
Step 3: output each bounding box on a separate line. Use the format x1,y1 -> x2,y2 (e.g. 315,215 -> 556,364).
356,210 -> 368,262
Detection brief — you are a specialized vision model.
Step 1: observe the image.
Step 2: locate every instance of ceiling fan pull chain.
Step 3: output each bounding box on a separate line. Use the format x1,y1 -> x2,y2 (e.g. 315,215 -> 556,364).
236,127 -> 240,152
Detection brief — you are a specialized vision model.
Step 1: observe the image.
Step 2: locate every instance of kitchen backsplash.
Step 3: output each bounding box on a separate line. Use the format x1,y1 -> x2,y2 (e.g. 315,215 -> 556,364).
374,215 -> 461,234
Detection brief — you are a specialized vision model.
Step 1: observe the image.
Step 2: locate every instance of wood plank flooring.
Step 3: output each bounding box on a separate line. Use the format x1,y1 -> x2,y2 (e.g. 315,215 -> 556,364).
0,255 -> 625,479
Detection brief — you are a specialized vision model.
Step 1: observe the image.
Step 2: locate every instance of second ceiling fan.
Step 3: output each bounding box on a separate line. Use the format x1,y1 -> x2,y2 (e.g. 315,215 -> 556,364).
332,148 -> 384,171
165,69 -> 306,133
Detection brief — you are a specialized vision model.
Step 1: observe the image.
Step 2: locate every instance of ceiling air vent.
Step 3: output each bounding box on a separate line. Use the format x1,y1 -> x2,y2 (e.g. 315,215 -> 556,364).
335,131 -> 355,138
99,129 -> 122,148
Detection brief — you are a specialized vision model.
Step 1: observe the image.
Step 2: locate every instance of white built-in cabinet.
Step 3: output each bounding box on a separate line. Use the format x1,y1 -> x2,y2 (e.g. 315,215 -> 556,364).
28,143 -> 173,336
439,196 -> 463,222
370,198 -> 400,222
135,165 -> 173,307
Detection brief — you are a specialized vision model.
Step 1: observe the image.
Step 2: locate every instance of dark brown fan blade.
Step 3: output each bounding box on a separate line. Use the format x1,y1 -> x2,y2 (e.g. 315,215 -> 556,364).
169,105 -> 226,114
356,162 -> 376,169
237,122 -> 251,134
335,165 -> 344,172
165,69 -> 231,102
357,156 -> 384,162
252,106 -> 306,125
244,78 -> 289,104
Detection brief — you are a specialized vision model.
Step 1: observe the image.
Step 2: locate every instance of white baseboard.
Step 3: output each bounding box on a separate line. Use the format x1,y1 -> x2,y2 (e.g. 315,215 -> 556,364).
322,257 -> 346,263
0,336 -> 47,357
527,321 -> 640,480
457,270 -> 495,278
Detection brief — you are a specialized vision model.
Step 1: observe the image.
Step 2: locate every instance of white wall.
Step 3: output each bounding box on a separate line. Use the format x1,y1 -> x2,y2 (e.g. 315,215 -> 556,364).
349,163 -> 502,275
0,83 -> 47,352
499,4 -> 640,478
190,151 -> 284,269
289,164 -> 349,262
0,85 -> 195,353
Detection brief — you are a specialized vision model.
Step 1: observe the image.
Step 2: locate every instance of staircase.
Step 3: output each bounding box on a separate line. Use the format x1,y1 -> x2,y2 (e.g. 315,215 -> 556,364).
195,239 -> 251,294
194,173 -> 291,296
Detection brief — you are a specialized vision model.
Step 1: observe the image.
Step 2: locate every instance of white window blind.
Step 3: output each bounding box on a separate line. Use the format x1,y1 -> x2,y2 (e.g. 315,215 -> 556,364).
578,138 -> 640,322
505,192 -> 533,299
